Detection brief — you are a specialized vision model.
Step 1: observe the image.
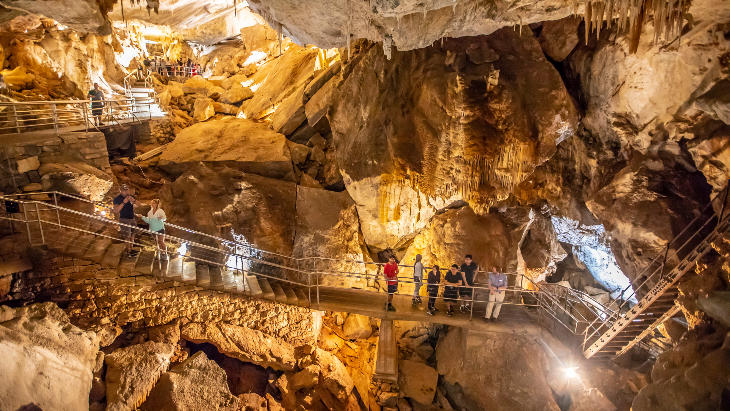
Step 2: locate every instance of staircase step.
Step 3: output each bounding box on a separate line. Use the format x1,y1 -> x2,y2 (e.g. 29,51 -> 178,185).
196,264 -> 210,287
293,287 -> 310,306
167,257 -> 184,281
281,284 -> 298,305
269,281 -> 287,303
257,277 -> 275,300
84,238 -> 113,262
66,233 -> 97,257
135,251 -> 156,275
101,243 -> 127,267
182,261 -> 197,284
245,275 -> 263,297
209,266 -> 224,291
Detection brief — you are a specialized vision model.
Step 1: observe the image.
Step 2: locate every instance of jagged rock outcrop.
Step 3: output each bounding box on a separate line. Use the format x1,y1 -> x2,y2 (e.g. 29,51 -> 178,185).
435,327 -> 560,411
0,303 -> 99,411
329,30 -> 577,249
141,351 -> 241,411
160,164 -> 297,256
105,341 -> 176,411
181,322 -> 297,371
158,118 -> 295,181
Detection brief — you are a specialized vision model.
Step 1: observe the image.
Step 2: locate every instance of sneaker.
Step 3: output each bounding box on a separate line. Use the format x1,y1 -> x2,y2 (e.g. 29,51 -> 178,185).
388,304 -> 396,312
427,310 -> 435,316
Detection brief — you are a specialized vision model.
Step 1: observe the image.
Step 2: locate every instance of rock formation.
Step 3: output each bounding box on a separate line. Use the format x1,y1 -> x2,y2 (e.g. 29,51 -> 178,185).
0,303 -> 99,411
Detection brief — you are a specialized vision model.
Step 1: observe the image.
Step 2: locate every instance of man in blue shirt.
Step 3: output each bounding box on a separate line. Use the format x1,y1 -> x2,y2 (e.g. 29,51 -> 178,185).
485,266 -> 508,322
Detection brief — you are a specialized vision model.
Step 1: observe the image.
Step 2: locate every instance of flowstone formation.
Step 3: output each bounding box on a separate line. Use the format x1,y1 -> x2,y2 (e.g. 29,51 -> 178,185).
329,29 -> 577,249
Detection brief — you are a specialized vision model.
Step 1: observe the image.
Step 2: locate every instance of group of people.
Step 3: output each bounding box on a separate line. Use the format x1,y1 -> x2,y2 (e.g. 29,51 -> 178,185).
143,56 -> 200,77
383,254 -> 509,322
113,185 -> 167,258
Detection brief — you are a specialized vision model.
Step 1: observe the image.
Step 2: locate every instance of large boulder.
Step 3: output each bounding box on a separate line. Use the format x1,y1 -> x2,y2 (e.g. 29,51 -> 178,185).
0,303 -> 99,411
160,164 -> 297,256
141,351 -> 240,411
181,322 -> 297,371
399,360 -> 438,405
158,118 -> 294,181
329,30 -> 577,249
105,341 -> 176,411
293,186 -> 372,288
435,328 -> 560,411
244,45 -> 318,120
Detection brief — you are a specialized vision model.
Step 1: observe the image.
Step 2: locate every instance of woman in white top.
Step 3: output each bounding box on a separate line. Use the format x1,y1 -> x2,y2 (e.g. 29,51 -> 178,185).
142,199 -> 167,256
412,254 -> 424,305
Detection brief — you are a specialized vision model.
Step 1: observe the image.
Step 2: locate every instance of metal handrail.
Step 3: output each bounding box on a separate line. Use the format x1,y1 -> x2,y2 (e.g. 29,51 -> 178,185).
581,180 -> 730,353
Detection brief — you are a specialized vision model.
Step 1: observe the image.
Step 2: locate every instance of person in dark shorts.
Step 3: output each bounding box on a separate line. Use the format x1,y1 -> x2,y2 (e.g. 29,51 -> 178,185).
87,83 -> 104,126
444,264 -> 463,317
459,254 -> 478,313
426,265 -> 441,316
113,184 -> 138,257
383,255 -> 399,312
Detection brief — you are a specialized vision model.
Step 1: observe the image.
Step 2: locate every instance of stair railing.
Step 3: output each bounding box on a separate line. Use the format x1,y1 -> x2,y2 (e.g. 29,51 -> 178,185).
581,181 -> 730,357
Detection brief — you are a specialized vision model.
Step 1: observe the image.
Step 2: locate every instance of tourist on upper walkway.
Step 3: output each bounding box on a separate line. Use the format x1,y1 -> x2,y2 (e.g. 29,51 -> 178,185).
444,264 -> 462,317
412,254 -> 424,305
459,254 -> 477,313
87,83 -> 104,126
383,255 -> 399,312
142,199 -> 167,259
113,184 -> 138,257
426,265 -> 441,316
485,266 -> 508,322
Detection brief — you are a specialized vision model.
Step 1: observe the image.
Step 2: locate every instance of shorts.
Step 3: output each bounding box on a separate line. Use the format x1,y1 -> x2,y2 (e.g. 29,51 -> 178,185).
443,286 -> 459,303
387,284 -> 398,295
459,287 -> 473,297
119,218 -> 137,238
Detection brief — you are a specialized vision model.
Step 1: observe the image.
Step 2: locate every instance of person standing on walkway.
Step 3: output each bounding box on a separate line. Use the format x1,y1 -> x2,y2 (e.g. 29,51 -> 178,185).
142,199 -> 167,259
383,255 -> 399,312
412,254 -> 424,305
87,83 -> 105,126
444,264 -> 462,317
113,184 -> 139,257
459,254 -> 478,313
485,266 -> 508,322
426,265 -> 441,316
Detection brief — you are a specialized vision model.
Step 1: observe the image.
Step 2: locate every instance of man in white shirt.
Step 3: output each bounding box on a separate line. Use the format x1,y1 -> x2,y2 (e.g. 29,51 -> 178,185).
485,266 -> 508,322
412,254 -> 424,305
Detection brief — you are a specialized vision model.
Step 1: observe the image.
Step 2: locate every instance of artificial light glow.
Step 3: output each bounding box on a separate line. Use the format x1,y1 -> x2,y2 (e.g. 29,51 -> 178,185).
565,367 -> 579,379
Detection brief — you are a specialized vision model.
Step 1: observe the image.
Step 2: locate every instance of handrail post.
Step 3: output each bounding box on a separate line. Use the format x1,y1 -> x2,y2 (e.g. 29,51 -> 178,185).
53,193 -> 60,226
12,105 -> 20,134
35,202 -> 45,244
52,104 -> 59,136
22,203 -> 31,244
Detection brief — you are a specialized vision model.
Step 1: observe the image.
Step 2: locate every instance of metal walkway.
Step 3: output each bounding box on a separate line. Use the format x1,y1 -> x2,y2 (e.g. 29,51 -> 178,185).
0,191 -> 542,330
0,73 -> 165,138
582,182 -> 730,359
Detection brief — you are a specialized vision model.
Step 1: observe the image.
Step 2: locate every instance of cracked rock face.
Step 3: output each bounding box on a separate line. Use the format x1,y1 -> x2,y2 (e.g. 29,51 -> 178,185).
330,30 -> 577,249
0,303 -> 99,411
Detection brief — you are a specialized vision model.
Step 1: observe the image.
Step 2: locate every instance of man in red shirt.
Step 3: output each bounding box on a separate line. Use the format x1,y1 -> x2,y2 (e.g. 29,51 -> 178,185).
383,256 -> 399,311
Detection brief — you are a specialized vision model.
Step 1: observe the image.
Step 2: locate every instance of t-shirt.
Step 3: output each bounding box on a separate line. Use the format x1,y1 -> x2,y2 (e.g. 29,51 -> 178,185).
413,262 -> 424,280
383,263 -> 399,286
88,89 -> 103,101
444,271 -> 461,287
113,194 -> 135,219
489,272 -> 508,293
460,262 -> 477,286
427,270 -> 441,285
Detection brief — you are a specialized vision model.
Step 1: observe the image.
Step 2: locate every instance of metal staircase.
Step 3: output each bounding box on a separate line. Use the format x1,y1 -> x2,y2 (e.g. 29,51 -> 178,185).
582,183 -> 730,360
